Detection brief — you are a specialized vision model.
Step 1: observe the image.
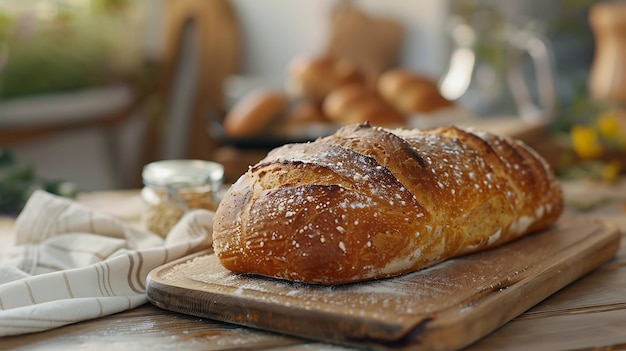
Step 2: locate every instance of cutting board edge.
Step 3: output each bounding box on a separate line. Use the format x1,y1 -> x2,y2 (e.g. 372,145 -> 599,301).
146,251 -> 407,343
146,218 -> 621,351
146,275 -> 413,347
414,218 -> 621,351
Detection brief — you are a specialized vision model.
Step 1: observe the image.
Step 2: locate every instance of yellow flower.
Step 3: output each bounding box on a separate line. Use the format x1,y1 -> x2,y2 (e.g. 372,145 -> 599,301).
571,125 -> 603,159
597,112 -> 620,139
602,160 -> 621,182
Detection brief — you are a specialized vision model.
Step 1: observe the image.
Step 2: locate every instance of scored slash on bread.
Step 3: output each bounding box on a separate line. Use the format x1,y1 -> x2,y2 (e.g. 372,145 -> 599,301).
213,122 -> 563,284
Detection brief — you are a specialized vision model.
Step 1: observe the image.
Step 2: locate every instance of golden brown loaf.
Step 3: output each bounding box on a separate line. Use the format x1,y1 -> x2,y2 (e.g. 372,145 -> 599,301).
378,69 -> 453,114
213,122 -> 564,284
286,100 -> 329,124
322,83 -> 405,126
223,89 -> 287,138
287,56 -> 366,102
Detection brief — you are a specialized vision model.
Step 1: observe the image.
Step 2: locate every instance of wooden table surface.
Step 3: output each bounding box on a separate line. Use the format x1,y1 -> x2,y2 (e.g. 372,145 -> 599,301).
1,179 -> 625,351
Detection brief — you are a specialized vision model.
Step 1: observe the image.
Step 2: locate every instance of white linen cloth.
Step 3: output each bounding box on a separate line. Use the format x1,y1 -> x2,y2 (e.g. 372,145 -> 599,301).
0,190 -> 214,337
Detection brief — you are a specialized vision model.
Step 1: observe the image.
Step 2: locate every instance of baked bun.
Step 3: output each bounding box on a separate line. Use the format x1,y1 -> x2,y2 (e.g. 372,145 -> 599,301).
223,89 -> 287,138
378,69 -> 453,115
286,100 -> 329,124
323,83 -> 405,126
213,122 -> 563,284
287,56 -> 366,102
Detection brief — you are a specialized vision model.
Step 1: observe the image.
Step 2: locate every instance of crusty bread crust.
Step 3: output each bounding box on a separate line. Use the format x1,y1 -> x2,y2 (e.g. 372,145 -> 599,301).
378,69 -> 453,114
287,56 -> 366,103
223,90 -> 287,138
213,122 -> 563,284
323,83 -> 405,126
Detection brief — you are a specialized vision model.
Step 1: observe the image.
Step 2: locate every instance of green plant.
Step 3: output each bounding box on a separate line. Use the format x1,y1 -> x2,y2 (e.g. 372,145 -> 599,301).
0,149 -> 77,215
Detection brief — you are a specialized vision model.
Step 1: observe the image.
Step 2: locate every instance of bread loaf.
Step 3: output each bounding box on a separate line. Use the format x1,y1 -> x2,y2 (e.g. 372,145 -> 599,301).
223,89 -> 287,138
286,100 -> 329,124
323,83 -> 405,126
378,69 -> 453,114
213,122 -> 563,284
287,56 -> 366,102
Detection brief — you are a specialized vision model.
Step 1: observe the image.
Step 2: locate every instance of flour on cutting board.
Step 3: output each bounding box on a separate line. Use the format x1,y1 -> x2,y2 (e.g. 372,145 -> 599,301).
158,251 -> 509,319
147,219 -> 620,351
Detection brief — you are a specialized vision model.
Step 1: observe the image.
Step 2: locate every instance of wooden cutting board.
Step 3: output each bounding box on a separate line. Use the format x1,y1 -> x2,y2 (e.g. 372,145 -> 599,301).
146,217 -> 620,351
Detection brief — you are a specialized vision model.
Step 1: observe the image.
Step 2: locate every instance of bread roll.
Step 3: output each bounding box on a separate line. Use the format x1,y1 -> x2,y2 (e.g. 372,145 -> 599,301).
213,122 -> 563,284
286,100 -> 328,124
287,56 -> 366,102
223,89 -> 287,138
323,83 -> 405,126
378,69 -> 452,115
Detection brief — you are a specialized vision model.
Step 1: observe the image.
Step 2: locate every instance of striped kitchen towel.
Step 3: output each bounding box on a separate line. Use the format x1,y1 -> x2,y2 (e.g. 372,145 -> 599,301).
0,190 -> 214,337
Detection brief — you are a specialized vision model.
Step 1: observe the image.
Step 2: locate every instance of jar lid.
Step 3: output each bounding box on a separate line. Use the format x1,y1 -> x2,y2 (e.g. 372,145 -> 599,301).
142,159 -> 224,187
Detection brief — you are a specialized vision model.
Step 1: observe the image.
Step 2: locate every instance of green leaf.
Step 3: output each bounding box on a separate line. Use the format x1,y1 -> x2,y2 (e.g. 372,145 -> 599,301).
0,149 -> 15,168
3,167 -> 35,183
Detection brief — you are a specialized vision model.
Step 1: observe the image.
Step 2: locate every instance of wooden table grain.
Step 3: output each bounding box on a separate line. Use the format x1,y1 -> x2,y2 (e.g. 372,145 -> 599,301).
1,180 -> 625,351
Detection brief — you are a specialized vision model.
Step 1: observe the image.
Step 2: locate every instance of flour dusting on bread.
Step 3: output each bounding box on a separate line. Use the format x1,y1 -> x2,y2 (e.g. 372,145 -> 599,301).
213,122 -> 563,284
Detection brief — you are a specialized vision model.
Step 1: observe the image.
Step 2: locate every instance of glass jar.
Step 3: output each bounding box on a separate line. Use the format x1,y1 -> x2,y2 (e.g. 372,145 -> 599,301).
440,9 -> 555,124
141,159 -> 224,237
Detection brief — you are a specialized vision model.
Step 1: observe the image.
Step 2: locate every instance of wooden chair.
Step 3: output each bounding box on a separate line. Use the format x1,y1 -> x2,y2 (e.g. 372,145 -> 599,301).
0,83 -> 151,192
0,0 -> 242,188
141,0 -> 241,165
0,84 -> 144,146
